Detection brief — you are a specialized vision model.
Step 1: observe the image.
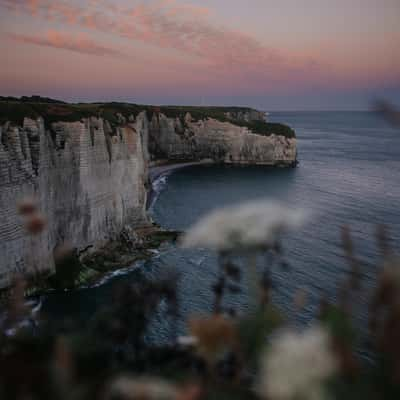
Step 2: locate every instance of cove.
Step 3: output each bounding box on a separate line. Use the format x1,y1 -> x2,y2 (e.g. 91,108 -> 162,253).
40,111 -> 400,344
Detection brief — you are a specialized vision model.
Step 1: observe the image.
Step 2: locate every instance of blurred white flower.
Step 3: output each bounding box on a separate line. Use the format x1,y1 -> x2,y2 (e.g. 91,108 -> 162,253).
105,376 -> 178,400
180,200 -> 307,252
258,325 -> 337,400
177,335 -> 199,347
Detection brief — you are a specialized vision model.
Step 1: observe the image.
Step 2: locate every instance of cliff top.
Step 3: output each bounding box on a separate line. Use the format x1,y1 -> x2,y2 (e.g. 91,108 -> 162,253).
0,96 -> 295,138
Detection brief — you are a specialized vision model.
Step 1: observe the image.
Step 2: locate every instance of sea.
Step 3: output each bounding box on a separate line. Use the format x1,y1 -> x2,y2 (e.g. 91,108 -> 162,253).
41,111 -> 400,346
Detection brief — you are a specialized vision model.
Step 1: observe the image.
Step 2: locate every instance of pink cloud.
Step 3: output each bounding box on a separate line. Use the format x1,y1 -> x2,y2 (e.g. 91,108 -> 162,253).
0,0 -> 301,72
155,0 -> 210,18
5,0 -> 392,91
6,30 -> 124,57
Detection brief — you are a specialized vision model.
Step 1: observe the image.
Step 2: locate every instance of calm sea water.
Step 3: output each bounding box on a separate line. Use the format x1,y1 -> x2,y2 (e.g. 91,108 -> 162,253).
42,112 -> 400,342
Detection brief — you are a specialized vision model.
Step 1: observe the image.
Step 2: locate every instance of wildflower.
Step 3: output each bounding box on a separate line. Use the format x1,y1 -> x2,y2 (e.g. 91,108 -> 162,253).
177,335 -> 198,347
176,384 -> 202,400
258,325 -> 337,400
17,197 -> 46,234
25,212 -> 46,234
17,197 -> 37,215
104,376 -> 178,400
189,315 -> 237,364
181,200 -> 307,253
371,257 -> 400,310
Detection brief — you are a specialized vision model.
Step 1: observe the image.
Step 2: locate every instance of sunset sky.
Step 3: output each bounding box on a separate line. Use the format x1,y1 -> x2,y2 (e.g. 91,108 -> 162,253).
1,0 -> 399,110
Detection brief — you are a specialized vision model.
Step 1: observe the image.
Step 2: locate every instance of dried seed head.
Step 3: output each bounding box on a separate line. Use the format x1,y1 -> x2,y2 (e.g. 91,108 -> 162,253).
189,315 -> 237,363
17,197 -> 37,216
176,384 -> 202,400
25,213 -> 47,234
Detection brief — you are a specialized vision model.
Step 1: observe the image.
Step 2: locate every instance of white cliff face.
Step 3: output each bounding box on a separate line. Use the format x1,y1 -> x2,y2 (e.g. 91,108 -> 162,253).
149,113 -> 297,166
0,113 -> 149,288
0,108 -> 296,288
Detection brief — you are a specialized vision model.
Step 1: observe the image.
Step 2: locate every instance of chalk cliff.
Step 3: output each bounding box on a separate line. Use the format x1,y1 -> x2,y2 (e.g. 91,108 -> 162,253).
0,113 -> 149,288
0,99 -> 297,288
149,113 -> 297,166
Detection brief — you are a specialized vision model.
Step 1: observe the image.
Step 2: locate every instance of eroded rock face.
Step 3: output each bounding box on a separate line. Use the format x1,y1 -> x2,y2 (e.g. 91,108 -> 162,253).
0,108 -> 296,288
0,114 -> 149,288
149,113 -> 297,166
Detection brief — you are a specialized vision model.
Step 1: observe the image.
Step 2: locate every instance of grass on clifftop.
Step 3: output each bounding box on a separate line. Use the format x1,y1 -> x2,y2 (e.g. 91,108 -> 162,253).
0,97 -> 295,138
232,120 -> 295,138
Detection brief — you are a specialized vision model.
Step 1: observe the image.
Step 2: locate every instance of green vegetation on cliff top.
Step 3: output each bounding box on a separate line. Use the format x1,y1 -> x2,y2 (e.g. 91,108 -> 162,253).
0,96 -> 295,138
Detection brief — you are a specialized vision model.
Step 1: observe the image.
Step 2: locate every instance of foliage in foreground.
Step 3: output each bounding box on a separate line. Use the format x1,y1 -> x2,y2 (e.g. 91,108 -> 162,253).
1,199 -> 400,400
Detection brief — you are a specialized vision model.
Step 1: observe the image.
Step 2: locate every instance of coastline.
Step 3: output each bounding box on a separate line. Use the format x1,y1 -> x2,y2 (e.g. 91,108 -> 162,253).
147,159 -> 214,209
2,159 -> 290,299
149,159 -> 215,182
1,161 -> 210,300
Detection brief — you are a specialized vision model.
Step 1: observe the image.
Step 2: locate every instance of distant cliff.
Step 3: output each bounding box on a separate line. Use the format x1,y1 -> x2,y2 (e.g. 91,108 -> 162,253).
149,112 -> 296,166
0,99 -> 297,288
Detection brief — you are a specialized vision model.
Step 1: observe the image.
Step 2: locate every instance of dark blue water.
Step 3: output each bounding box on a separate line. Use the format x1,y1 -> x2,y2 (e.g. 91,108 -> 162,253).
42,112 -> 400,342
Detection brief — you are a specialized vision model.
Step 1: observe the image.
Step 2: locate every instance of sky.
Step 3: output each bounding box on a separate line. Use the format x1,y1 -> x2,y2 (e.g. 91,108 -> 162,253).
0,0 -> 399,110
